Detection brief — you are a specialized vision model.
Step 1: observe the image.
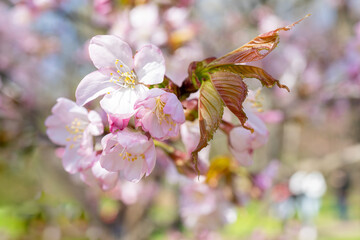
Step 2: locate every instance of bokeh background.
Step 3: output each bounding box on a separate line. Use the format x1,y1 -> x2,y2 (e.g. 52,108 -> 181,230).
0,0 -> 359,239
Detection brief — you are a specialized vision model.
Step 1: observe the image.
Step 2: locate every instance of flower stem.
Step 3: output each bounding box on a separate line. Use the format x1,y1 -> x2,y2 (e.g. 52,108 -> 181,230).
153,140 -> 175,154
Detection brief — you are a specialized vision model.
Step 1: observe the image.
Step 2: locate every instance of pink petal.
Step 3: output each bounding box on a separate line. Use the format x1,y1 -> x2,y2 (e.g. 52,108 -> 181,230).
134,45 -> 165,85
79,167 -> 97,187
123,157 -> 146,183
118,129 -> 151,153
45,115 -> 69,145
140,110 -> 165,139
100,134 -> 127,171
163,93 -> 185,123
76,70 -> 115,106
62,144 -> 95,174
79,128 -> 94,150
87,110 -> 104,136
229,127 -> 252,152
180,120 -> 200,155
100,145 -> 127,171
89,35 -> 133,70
244,107 -> 268,136
230,149 -> 253,166
145,144 -> 156,176
52,98 -> 87,122
53,98 -> 79,113
100,84 -> 148,116
92,161 -> 119,191
101,133 -> 117,153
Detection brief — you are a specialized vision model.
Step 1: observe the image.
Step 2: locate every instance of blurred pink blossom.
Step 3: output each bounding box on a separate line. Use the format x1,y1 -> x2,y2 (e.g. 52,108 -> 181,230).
254,160 -> 279,191
93,0 -> 112,16
180,180 -> 237,230
110,4 -> 167,48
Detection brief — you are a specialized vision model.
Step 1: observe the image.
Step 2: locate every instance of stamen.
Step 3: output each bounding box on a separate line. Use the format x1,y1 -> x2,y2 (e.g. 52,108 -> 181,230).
65,118 -> 87,143
109,59 -> 138,89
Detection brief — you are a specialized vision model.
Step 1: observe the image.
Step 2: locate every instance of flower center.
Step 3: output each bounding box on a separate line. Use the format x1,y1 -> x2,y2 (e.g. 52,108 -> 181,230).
155,97 -> 166,124
65,118 -> 87,142
109,59 -> 138,89
119,150 -> 145,162
154,97 -> 176,131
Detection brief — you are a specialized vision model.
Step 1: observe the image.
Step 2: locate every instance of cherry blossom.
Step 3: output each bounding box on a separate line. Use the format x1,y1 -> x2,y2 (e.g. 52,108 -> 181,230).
100,129 -> 156,183
229,107 -> 269,165
45,98 -> 104,173
134,88 -> 185,140
76,35 -> 165,117
179,180 -> 237,230
110,4 -> 167,49
253,160 -> 279,192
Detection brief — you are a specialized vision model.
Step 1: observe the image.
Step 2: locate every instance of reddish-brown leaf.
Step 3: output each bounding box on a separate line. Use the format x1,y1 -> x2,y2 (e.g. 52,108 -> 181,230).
210,70 -> 253,131
217,64 -> 290,91
209,15 -> 309,66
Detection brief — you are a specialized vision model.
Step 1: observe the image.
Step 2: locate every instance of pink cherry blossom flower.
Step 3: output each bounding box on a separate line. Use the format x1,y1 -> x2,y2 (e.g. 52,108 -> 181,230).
45,98 -> 103,173
100,129 -> 156,183
180,180 -> 237,229
254,160 -> 279,191
76,35 -> 165,117
229,107 -> 269,166
134,88 -> 185,140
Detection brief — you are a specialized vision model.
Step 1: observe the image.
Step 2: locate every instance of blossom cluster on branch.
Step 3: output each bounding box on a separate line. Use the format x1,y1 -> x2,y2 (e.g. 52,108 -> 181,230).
45,12 -> 308,232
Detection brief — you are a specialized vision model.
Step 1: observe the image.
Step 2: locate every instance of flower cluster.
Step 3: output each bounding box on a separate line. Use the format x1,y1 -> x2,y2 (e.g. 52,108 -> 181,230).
46,35 -> 185,183
41,9 -> 299,235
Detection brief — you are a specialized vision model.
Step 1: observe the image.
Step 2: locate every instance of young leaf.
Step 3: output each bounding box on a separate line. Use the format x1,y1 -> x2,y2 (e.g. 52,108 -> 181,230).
208,15 -> 310,66
215,64 -> 290,91
189,15 -> 309,170
192,80 -> 224,172
210,70 -> 252,131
